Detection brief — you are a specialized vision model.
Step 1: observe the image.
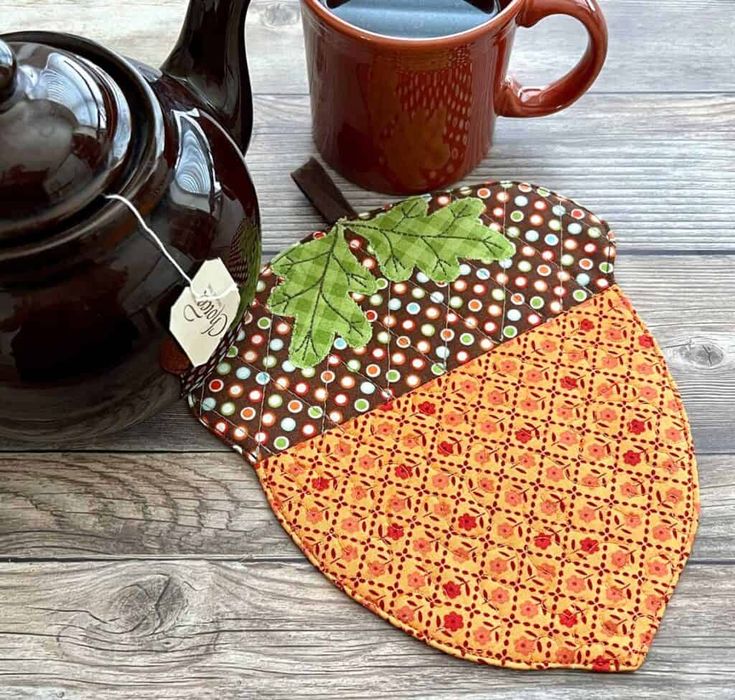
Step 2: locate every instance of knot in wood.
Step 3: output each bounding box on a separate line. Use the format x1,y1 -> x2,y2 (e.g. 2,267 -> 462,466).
676,338 -> 726,369
261,1 -> 301,28
57,572 -> 219,669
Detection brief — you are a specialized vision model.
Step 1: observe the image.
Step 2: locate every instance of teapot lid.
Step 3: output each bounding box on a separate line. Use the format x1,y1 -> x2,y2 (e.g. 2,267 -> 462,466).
0,38 -> 134,244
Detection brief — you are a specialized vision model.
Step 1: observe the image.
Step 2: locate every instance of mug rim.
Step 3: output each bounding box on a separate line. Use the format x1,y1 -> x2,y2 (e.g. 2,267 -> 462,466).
300,0 -> 523,48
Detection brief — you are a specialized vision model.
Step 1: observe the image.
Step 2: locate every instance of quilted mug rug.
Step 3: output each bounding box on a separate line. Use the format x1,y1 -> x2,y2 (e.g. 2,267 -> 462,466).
189,181 -> 699,672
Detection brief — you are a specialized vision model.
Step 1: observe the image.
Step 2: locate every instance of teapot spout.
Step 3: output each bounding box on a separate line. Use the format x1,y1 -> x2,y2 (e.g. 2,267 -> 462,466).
162,0 -> 252,153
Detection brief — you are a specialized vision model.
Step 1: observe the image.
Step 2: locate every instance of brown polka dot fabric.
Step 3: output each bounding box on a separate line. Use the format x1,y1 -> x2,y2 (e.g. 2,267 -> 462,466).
191,182 -> 615,462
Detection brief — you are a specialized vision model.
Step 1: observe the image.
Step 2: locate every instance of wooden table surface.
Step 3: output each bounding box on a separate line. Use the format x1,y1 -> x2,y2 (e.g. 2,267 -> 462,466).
1,0 -> 734,697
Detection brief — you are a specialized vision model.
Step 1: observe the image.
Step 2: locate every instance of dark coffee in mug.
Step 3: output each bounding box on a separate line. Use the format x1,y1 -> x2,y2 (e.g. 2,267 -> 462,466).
322,0 -> 502,39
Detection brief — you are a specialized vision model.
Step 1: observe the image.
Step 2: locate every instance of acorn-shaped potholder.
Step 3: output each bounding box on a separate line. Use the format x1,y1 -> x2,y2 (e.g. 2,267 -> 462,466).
189,169 -> 699,672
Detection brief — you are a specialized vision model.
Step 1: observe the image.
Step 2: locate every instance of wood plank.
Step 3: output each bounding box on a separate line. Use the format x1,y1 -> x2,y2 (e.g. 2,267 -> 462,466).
0,560 -> 731,697
247,93 -> 735,253
0,254 -> 731,453
253,91 -> 735,136
2,0 -> 733,95
0,451 -> 730,561
0,451 -> 296,559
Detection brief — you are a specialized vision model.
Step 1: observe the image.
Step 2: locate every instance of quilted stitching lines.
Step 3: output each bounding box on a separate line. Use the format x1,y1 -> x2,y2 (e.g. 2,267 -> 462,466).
259,287 -> 698,671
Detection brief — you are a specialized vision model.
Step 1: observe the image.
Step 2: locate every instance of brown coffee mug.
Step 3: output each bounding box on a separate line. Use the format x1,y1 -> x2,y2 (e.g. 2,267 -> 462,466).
300,0 -> 607,194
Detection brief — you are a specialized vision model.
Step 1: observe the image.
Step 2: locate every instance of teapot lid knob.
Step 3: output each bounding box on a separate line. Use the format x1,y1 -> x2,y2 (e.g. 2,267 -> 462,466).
0,36 -> 135,244
0,39 -> 17,99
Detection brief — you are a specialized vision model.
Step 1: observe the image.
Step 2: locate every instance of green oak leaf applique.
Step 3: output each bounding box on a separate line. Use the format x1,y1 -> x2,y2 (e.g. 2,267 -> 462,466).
268,196 -> 515,367
342,196 -> 515,282
268,227 -> 378,368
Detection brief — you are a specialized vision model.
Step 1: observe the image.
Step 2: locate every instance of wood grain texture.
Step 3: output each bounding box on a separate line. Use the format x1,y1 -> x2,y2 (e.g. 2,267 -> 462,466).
2,0 -> 733,95
0,451 -> 729,561
247,93 -> 735,254
0,560 -> 732,698
0,255 -> 731,453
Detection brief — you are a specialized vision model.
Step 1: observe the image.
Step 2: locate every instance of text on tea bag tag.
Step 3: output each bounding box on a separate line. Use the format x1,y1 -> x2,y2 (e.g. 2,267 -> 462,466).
170,259 -> 240,367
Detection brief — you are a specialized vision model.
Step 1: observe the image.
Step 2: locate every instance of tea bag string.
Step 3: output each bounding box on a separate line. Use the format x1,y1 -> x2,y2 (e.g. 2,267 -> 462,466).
105,194 -> 237,302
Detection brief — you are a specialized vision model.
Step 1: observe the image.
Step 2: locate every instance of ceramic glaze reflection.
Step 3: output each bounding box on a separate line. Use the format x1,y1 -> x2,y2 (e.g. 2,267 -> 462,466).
302,0 -> 608,194
0,45 -> 133,235
323,0 -> 501,38
172,111 -> 221,209
0,0 -> 262,442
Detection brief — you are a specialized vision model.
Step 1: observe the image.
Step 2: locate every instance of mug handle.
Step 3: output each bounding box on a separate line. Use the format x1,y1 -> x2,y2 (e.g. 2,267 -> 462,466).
496,0 -> 608,118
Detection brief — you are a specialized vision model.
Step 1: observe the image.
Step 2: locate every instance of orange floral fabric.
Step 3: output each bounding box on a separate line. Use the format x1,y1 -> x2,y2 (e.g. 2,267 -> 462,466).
256,285 -> 699,671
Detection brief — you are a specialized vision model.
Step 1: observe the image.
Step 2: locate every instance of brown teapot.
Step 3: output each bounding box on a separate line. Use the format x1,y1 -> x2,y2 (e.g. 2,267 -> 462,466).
0,0 -> 261,442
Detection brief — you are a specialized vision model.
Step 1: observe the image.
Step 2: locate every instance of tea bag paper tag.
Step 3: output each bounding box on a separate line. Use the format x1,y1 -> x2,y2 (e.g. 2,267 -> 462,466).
170,259 -> 240,367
